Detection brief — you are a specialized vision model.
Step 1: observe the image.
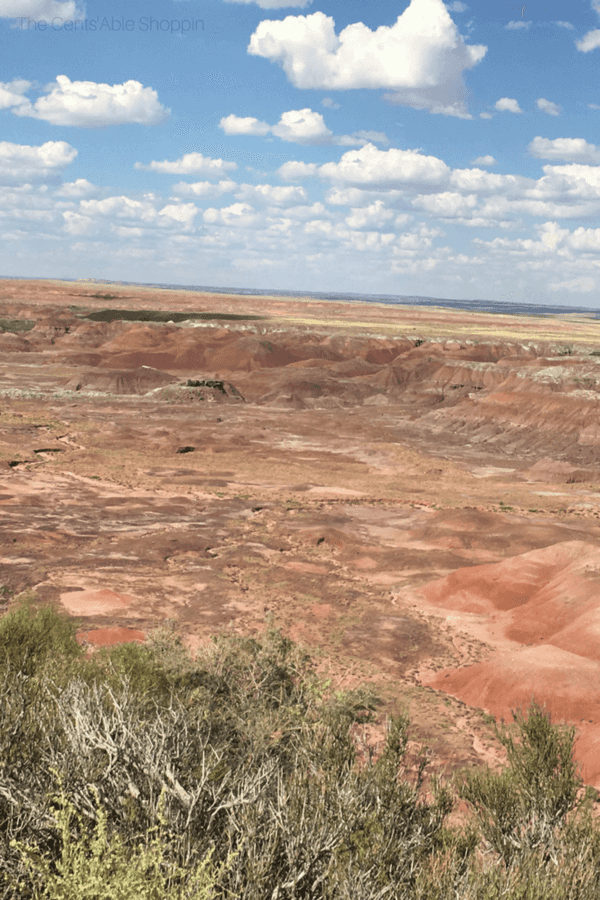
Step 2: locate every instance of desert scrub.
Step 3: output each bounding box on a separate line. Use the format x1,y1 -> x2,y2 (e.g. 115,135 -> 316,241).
11,787 -> 229,900
0,594 -> 83,679
452,699 -> 597,868
2,605 -> 600,899
0,317 -> 35,333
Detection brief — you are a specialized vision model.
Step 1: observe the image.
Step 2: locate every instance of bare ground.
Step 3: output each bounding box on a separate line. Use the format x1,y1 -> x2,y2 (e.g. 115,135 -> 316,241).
3,277 -> 600,829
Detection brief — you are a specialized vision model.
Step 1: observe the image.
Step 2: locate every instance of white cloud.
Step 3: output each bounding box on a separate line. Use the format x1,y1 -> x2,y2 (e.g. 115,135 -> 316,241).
318,143 -> 450,188
233,183 -> 308,205
555,21 -> 574,29
577,29 -> 600,52
111,226 -> 143,239
0,140 -> 77,185
412,190 -> 477,217
280,201 -> 329,219
471,155 -> 496,166
54,179 -> 99,198
531,163 -> 600,200
479,111 -> 492,119
548,276 -> 595,292
321,97 -> 340,109
449,169 -> 535,194
537,98 -> 561,116
62,211 -> 95,235
271,108 -> 332,143
158,203 -> 199,225
565,226 -> 600,251
135,153 -> 237,176
506,20 -> 530,30
0,79 -> 31,110
203,202 -> 257,227
277,160 -> 318,181
12,76 -> 169,127
495,97 -> 523,113
445,1 -> 467,11
325,186 -> 405,207
221,109 -> 388,146
528,136 -> 600,163
248,1 -> 486,118
477,194 -> 598,220
219,114 -> 271,137
337,130 -> 389,146
170,179 -> 237,200
80,196 -> 157,222
224,0 -> 312,8
0,0 -> 80,21
395,213 -> 413,227
345,201 -> 394,229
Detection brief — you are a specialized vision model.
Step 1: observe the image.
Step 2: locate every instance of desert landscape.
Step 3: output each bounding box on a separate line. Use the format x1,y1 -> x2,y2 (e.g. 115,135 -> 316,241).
3,276 -> 600,824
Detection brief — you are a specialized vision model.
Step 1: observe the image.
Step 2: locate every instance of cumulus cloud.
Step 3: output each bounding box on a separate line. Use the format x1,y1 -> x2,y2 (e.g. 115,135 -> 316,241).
321,97 -> 340,109
54,179 -> 99,198
495,97 -> 523,113
220,109 -> 388,146
248,0 -> 486,118
0,79 -> 31,110
203,202 -> 257,227
537,98 -> 561,116
12,76 -> 169,127
345,201 -> 394,230
271,108 -> 332,143
528,136 -> 600,163
506,20 -> 530,30
555,21 -> 574,29
276,160 -> 318,181
170,180 -> 237,200
219,115 -> 271,137
0,140 -> 77,185
233,183 -> 308,205
1,0 -> 80,21
224,0 -> 312,7
281,201 -> 329,219
471,155 -> 496,166
318,143 -> 450,188
135,153 -> 237,176
577,29 -> 600,52
530,164 -> 600,201
80,196 -> 157,221
62,211 -> 95,236
325,186 -> 403,207
158,203 -> 199,226
576,1 -> 600,51
337,130 -> 389,146
449,168 -> 531,194
445,1 -> 467,11
221,109 -> 330,143
412,190 -> 478,217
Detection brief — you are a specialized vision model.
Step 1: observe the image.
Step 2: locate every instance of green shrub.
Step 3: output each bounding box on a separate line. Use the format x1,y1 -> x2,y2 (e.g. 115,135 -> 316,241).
11,787 -> 227,900
454,699 -> 596,867
4,611 -> 600,900
0,597 -> 82,678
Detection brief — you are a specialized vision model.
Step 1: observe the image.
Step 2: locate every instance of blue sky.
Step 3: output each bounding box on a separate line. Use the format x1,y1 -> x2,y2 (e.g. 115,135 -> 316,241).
2,0 -> 600,305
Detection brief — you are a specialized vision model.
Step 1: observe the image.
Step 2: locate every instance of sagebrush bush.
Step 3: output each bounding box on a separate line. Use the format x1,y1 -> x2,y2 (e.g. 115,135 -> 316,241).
0,595 -> 82,679
2,602 -> 600,900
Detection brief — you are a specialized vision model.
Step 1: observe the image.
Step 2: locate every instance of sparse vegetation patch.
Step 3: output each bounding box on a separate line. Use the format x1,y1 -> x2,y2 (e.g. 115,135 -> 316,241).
1,602 -> 600,899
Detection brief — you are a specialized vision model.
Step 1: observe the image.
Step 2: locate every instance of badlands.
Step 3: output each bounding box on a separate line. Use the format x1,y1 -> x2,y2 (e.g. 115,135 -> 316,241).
3,277 -> 600,821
